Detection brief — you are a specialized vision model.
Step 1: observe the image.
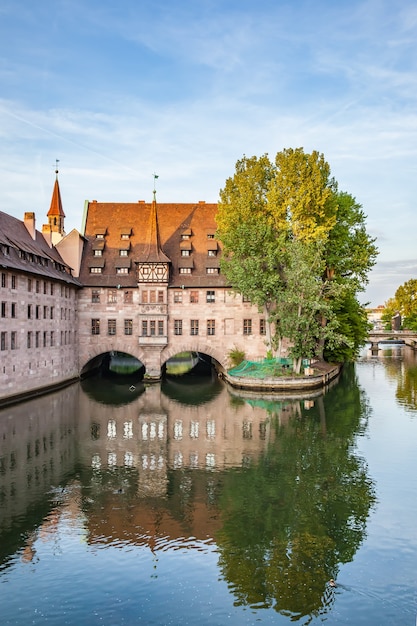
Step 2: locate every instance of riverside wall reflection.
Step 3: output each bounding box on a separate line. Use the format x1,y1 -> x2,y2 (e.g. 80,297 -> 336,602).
0,363 -> 385,622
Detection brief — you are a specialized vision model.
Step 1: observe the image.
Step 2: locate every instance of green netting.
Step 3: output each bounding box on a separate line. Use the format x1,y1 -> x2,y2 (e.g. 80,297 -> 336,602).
228,358 -> 310,378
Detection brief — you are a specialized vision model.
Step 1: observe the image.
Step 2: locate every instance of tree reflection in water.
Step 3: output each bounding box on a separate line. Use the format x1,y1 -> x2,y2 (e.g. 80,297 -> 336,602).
215,364 -> 376,621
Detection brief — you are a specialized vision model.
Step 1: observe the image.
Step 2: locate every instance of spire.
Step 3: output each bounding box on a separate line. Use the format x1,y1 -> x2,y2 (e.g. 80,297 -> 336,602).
144,174 -> 170,263
47,161 -> 65,235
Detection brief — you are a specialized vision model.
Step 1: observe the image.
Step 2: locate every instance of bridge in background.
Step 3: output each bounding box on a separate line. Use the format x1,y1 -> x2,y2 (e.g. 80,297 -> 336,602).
367,330 -> 417,351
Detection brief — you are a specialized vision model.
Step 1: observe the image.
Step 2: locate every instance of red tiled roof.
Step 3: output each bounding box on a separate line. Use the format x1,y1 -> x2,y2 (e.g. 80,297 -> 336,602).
79,201 -> 226,288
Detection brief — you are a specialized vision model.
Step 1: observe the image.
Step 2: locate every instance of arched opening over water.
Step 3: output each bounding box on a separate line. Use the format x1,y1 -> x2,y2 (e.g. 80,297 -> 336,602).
162,352 -> 223,405
80,351 -> 146,405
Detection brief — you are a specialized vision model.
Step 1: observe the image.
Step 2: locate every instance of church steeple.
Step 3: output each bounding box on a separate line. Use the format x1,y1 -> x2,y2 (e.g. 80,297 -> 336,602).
47,162 -> 65,236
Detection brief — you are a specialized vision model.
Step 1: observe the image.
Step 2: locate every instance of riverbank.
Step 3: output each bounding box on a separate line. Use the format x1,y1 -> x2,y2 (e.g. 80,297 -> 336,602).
222,360 -> 342,393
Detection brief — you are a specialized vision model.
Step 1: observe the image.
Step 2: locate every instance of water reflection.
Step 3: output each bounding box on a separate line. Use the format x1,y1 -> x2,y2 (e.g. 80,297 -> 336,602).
0,365 -> 378,623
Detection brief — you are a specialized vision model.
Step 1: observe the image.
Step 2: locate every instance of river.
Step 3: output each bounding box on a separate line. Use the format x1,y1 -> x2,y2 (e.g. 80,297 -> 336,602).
0,346 -> 416,625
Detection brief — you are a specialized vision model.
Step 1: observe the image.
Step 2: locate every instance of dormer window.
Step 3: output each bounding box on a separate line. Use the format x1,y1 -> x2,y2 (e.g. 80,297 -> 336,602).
181,228 -> 192,240
96,233 -> 104,239
120,227 -> 132,240
94,249 -> 102,256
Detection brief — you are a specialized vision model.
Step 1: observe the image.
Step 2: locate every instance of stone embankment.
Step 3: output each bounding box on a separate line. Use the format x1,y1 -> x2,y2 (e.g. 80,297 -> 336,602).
222,361 -> 342,393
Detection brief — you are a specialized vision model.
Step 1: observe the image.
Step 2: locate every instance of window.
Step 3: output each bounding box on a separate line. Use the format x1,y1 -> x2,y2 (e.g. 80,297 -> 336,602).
142,320 -> 148,336
142,291 -> 148,304
124,319 -> 133,335
93,249 -> 102,256
51,284 -> 54,296
92,289 -> 100,303
123,290 -> 132,304
92,319 -> 100,335
43,331 -> 47,347
242,294 -> 251,302
207,233 -> 215,239
260,318 -> 266,335
190,320 -> 199,336
121,233 -> 130,240
116,267 -> 129,274
243,319 -> 252,335
158,290 -> 164,303
51,331 -> 55,346
11,331 -> 17,350
108,319 -> 116,335
11,302 -> 16,318
50,306 -> 54,320
179,267 -> 191,274
35,331 -> 40,348
158,320 -> 164,336
11,275 -> 16,289
181,249 -> 190,257
207,319 -> 215,336
206,290 -> 215,303
206,267 -> 220,274
43,306 -> 48,319
207,249 -> 217,257
1,273 -> 6,288
119,249 -> 128,256
90,267 -> 102,274
28,278 -> 32,292
174,291 -> 183,303
27,331 -> 32,348
27,304 -> 32,319
174,320 -> 183,335
108,290 -> 117,303
190,291 -> 199,303
150,321 -> 156,336
1,302 -> 6,317
43,281 -> 47,294
1,332 -> 6,351
36,280 -> 40,293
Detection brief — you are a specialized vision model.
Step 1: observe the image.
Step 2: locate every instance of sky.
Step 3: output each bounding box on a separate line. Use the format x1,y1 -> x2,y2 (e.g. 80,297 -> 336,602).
0,0 -> 416,307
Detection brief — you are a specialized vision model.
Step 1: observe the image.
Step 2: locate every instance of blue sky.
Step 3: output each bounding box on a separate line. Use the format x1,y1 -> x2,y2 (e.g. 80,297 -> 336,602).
1,0 -> 416,307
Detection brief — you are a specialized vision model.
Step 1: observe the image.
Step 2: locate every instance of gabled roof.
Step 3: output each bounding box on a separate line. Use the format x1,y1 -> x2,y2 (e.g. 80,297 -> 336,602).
0,211 -> 80,285
79,200 -> 224,288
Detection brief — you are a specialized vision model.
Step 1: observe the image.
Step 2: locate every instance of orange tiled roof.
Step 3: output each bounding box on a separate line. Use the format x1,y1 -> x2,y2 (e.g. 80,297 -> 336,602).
79,201 -> 226,289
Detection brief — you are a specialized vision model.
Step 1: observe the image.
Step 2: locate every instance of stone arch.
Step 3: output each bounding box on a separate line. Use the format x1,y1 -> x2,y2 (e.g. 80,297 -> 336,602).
79,338 -> 148,374
160,340 -> 228,371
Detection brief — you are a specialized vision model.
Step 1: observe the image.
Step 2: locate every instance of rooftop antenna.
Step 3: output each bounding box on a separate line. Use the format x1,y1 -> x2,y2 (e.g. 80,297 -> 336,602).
153,172 -> 159,201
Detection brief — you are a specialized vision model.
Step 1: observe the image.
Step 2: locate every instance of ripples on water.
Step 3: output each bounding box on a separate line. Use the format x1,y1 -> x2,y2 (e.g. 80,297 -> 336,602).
1,351 -> 417,625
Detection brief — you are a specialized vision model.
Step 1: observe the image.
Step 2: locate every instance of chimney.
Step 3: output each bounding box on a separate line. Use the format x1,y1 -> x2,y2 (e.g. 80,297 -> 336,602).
24,212 -> 36,239
42,224 -> 53,247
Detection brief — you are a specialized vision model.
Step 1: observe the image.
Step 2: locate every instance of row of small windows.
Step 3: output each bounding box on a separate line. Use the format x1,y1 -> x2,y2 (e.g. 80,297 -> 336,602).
1,302 -> 72,320
90,318 -> 265,337
0,330 -> 74,350
89,265 -> 220,275
1,272 -> 71,297
90,289 -> 221,304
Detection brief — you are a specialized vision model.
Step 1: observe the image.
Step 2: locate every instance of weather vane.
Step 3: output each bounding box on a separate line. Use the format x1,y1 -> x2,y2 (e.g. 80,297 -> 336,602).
54,159 -> 60,178
153,172 -> 159,201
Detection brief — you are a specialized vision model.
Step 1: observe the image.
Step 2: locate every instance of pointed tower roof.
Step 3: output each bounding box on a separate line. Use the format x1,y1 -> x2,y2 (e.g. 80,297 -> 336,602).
143,188 -> 170,263
47,168 -> 65,219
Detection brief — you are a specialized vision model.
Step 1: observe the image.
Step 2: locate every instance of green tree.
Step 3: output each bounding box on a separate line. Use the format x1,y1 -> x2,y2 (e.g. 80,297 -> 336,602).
395,279 -> 417,330
217,149 -> 377,367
